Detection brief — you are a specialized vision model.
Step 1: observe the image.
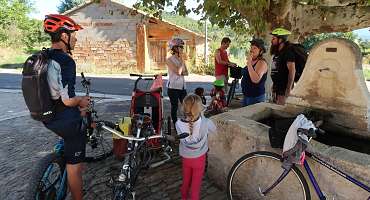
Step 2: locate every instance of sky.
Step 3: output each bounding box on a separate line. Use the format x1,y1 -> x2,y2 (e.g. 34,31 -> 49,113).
28,0 -> 369,40
28,0 -> 202,20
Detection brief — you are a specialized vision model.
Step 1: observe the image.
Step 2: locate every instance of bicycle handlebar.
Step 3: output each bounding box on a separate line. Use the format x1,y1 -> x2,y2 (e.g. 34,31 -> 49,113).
297,128 -> 325,138
80,72 -> 91,88
101,123 -> 188,141
130,73 -> 168,77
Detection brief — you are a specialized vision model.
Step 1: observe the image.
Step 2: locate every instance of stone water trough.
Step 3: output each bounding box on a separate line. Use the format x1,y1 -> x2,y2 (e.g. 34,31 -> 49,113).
208,38 -> 370,199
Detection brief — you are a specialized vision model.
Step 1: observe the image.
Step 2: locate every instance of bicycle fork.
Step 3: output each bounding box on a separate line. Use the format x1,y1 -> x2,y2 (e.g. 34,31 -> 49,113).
258,168 -> 291,196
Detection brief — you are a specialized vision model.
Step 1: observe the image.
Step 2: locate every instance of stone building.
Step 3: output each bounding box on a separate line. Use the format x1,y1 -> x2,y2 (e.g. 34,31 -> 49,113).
63,0 -> 206,73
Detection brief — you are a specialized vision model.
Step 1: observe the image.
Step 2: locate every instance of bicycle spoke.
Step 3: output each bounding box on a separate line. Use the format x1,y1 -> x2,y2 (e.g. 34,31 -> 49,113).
85,124 -> 113,162
228,152 -> 309,200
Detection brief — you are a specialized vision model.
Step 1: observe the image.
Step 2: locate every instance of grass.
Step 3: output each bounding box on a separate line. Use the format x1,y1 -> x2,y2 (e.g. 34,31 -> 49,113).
0,48 -> 29,70
363,68 -> 370,81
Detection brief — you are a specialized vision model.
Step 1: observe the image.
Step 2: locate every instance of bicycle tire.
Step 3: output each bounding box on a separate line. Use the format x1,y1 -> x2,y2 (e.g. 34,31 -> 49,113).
85,120 -> 115,162
227,80 -> 236,106
24,153 -> 67,200
227,151 -> 310,200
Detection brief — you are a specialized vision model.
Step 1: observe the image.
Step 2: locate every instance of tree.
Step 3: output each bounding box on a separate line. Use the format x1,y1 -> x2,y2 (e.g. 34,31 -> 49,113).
58,0 -> 85,13
162,12 -> 251,60
134,0 -> 370,40
0,0 -> 48,49
302,32 -> 358,50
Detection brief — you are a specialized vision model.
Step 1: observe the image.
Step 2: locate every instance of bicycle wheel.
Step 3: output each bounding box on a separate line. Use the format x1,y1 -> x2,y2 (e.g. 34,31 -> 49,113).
25,153 -> 67,200
166,116 -> 171,135
85,120 -> 114,162
227,80 -> 236,106
112,153 -> 138,200
227,151 -> 310,200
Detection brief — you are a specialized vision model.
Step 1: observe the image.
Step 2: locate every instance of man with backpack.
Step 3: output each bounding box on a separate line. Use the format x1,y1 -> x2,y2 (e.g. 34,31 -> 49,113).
22,14 -> 89,200
270,28 -> 307,105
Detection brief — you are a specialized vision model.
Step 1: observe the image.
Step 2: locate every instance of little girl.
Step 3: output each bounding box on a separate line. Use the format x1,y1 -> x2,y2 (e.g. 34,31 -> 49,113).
175,94 -> 217,200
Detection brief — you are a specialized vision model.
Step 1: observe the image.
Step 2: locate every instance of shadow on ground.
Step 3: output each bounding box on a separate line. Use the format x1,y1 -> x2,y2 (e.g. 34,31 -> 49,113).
0,63 -> 23,69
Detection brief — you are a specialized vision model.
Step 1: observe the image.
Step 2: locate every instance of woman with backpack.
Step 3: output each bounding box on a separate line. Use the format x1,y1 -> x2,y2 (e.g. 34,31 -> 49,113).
241,38 -> 268,106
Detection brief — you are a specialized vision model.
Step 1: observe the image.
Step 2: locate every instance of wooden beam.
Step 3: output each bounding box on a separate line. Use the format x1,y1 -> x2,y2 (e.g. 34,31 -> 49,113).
136,23 -> 145,72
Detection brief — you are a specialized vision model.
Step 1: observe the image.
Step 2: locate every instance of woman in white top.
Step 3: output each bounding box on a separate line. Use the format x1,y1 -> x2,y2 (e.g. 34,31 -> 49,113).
166,38 -> 188,125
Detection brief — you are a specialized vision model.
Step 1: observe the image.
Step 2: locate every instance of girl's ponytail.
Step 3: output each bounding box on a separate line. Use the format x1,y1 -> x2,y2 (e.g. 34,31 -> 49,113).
182,94 -> 203,135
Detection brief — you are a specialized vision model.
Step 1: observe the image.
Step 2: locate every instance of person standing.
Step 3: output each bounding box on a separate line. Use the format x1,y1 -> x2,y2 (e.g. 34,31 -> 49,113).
241,38 -> 268,106
270,28 -> 296,105
166,38 -> 188,125
176,94 -> 217,200
42,14 -> 90,200
214,37 -> 237,93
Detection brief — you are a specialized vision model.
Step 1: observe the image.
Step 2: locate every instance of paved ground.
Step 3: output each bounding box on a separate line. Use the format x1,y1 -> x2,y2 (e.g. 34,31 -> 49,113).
0,69 -> 231,96
0,91 -> 226,200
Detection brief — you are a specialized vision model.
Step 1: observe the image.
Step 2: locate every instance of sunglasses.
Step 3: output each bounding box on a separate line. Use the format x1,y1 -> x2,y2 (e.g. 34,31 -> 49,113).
178,46 -> 184,49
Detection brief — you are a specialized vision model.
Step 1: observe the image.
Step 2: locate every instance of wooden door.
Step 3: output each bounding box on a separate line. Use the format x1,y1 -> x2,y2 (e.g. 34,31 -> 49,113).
149,40 -> 168,70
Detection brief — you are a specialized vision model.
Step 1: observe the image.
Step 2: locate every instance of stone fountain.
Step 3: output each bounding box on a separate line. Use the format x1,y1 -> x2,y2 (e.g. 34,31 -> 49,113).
208,38 -> 370,199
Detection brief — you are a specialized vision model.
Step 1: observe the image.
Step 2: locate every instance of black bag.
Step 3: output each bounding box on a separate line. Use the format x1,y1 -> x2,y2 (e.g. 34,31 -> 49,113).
289,43 -> 308,82
21,48 -> 55,122
230,66 -> 242,79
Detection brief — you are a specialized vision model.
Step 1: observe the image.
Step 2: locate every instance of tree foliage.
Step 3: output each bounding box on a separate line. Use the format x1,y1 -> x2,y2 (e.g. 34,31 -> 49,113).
135,0 -> 370,38
162,12 -> 251,63
302,32 -> 357,50
303,32 -> 370,55
58,0 -> 85,13
0,0 -> 48,49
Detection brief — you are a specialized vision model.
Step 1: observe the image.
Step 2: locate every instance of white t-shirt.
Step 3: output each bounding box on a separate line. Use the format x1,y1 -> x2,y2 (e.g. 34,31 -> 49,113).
166,55 -> 186,90
175,117 -> 217,158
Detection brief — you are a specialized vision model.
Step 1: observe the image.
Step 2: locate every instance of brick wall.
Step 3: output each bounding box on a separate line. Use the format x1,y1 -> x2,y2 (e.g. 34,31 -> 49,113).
73,39 -> 136,71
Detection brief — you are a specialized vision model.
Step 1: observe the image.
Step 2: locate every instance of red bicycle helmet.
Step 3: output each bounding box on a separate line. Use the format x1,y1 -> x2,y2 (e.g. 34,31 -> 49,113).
44,14 -> 83,33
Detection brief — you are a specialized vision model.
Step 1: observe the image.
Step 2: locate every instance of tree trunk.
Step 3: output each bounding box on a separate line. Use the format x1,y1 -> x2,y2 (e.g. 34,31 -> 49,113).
238,1 -> 370,39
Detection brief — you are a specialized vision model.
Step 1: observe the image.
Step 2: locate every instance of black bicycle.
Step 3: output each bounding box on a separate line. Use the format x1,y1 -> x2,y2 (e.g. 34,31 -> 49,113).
25,72 -> 114,200
227,66 -> 242,106
101,114 -> 188,200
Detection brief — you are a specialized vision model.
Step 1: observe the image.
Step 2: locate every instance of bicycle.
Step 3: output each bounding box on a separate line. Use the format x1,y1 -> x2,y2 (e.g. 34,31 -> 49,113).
226,66 -> 242,106
101,113 -> 188,200
227,127 -> 370,200
25,72 -> 114,200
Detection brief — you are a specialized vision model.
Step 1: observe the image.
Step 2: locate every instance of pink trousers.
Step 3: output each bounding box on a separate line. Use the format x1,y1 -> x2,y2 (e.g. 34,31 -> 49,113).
181,154 -> 206,200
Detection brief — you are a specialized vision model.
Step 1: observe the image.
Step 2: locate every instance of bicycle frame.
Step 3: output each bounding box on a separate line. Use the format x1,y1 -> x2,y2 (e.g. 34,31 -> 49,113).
226,77 -> 239,107
304,152 -> 370,200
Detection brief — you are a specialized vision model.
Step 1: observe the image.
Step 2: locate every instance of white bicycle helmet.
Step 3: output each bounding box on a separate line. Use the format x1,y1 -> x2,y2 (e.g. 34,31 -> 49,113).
169,38 -> 184,49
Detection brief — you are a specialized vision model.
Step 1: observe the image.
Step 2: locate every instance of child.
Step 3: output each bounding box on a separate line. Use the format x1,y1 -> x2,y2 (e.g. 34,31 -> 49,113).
175,94 -> 217,200
194,87 -> 206,105
208,79 -> 227,113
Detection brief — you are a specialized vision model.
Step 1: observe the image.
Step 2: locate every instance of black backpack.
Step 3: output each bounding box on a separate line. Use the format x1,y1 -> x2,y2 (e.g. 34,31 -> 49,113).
21,48 -> 56,122
288,43 -> 308,82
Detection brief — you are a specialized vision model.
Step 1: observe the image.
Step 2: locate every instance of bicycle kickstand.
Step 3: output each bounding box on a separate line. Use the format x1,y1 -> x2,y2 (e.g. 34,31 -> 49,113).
149,152 -> 171,168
